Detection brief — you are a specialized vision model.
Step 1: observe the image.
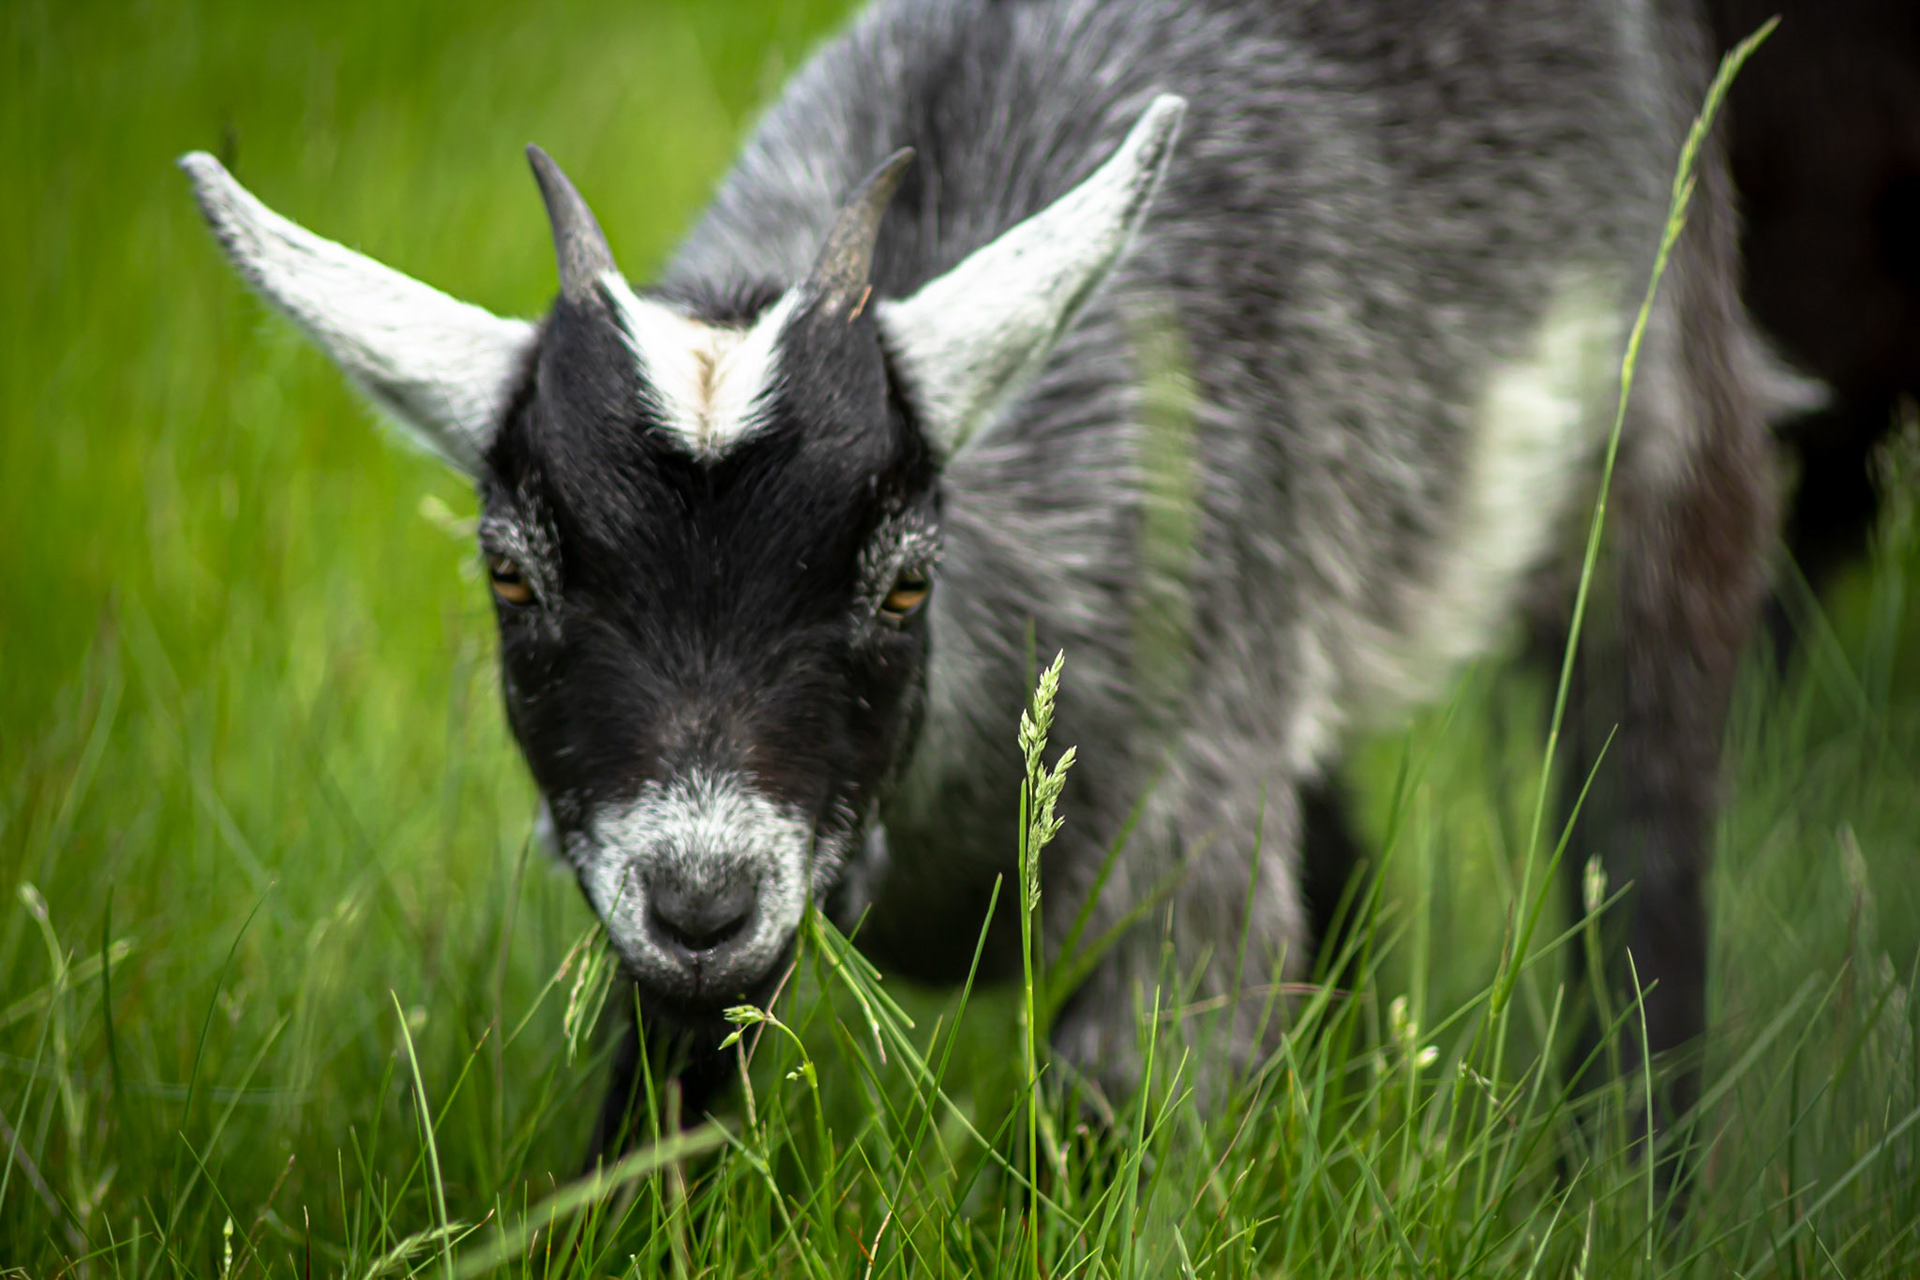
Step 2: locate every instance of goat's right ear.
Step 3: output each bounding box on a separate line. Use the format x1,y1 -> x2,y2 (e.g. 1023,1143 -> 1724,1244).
179,153 -> 534,477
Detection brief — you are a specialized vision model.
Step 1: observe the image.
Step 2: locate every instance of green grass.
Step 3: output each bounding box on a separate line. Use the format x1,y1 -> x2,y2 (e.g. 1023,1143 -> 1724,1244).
6,1 -> 1920,1275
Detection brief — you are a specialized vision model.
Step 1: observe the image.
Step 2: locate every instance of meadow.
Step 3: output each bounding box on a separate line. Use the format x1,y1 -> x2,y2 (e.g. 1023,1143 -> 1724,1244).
4,0 -> 1920,1274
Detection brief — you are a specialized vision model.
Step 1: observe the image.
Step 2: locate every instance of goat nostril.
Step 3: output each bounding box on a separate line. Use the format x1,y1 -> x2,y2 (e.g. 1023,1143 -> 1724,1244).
649,906 -> 751,954
645,879 -> 756,958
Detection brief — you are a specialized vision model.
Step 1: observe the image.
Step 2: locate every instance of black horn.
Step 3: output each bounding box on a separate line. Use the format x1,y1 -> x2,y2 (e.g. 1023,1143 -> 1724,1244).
526,144 -> 618,304
807,148 -> 915,315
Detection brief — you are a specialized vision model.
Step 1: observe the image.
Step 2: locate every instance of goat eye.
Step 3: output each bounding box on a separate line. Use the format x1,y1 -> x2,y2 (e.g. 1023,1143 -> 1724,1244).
879,570 -> 931,622
488,554 -> 534,607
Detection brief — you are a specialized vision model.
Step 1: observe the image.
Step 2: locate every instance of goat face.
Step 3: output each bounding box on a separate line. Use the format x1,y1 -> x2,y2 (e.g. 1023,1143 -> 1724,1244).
482,277 -> 939,1009
179,96 -> 1183,1019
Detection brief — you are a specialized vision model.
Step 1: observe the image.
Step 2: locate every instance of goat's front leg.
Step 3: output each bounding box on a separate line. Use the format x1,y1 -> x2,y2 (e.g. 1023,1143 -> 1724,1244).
1559,196 -> 1775,1194
1049,772 -> 1309,1112
582,994 -> 735,1169
583,1012 -> 651,1170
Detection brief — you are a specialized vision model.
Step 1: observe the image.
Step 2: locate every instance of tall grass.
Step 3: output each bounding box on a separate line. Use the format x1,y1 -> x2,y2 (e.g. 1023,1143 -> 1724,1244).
5,1 -> 1920,1275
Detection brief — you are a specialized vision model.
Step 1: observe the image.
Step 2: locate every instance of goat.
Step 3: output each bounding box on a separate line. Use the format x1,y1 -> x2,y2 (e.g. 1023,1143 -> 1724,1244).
182,0 -> 1777,1169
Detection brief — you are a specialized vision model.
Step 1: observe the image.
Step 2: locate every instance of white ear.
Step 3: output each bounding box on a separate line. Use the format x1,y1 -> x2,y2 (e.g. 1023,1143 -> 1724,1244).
179,153 -> 535,476
876,94 -> 1186,460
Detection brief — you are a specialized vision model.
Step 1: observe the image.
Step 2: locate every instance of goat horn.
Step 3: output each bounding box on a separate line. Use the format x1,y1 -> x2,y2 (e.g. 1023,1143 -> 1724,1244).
526,144 -> 618,304
807,148 -> 915,315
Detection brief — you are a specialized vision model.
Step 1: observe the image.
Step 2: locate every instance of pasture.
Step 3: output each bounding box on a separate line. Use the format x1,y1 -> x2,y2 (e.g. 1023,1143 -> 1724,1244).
4,0 -> 1920,1274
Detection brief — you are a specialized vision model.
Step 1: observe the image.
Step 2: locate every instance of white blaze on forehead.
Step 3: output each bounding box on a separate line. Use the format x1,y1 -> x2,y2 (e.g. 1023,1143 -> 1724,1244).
602,276 -> 798,460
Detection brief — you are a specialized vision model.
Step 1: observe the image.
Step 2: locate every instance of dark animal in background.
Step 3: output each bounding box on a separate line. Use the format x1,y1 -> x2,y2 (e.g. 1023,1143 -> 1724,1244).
181,0 -> 1782,1171
1709,0 -> 1920,616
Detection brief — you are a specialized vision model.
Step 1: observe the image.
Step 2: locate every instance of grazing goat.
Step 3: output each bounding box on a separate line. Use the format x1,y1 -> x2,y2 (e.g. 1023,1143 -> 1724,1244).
182,0 -> 1778,1166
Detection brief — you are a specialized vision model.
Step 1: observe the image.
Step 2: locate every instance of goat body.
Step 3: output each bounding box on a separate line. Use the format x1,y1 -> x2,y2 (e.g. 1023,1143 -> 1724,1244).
183,0 -> 1774,1159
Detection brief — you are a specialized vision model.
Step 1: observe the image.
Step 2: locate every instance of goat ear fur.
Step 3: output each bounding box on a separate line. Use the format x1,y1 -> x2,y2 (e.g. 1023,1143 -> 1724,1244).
179,152 -> 534,477
876,94 -> 1186,462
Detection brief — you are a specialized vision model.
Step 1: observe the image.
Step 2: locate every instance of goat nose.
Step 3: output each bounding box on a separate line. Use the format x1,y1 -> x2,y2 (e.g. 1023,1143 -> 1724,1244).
644,874 -> 757,960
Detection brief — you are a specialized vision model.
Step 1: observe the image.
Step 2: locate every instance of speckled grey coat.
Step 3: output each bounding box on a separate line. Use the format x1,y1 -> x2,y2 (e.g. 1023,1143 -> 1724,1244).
668,0 -> 1772,1115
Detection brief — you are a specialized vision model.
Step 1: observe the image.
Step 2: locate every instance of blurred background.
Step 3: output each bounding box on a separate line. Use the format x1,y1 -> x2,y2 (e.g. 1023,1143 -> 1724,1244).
4,0 -> 1920,1272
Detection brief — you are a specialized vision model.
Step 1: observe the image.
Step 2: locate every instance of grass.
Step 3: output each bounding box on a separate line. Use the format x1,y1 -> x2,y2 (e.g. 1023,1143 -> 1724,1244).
5,0 -> 1920,1274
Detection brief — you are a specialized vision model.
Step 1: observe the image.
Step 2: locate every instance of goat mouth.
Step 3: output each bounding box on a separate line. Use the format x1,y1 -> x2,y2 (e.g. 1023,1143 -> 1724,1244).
618,936 -> 797,1024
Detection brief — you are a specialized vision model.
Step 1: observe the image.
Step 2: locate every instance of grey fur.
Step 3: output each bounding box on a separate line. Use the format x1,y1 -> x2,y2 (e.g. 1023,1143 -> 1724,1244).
664,0 -> 1767,1112
182,0 -> 1773,1155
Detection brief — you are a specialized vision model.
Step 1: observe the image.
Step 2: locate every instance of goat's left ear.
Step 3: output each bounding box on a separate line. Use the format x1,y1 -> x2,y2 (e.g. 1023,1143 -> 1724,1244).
877,94 -> 1186,462
179,153 -> 535,477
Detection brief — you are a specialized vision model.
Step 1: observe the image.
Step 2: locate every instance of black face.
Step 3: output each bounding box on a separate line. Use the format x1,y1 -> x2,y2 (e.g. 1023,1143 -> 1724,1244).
476,281 -> 938,1017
